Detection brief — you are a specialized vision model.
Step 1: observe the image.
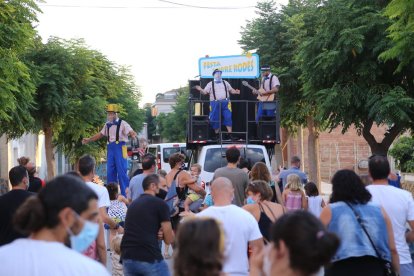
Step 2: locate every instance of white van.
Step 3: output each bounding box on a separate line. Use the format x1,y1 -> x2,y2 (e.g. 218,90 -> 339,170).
196,144 -> 272,185
146,143 -> 190,173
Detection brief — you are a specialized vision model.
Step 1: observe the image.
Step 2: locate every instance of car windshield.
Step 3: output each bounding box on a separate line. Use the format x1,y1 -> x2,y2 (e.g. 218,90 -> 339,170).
203,147 -> 266,173
163,147 -> 190,163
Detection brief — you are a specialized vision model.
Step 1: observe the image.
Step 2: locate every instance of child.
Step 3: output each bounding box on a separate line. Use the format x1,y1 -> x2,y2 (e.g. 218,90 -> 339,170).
110,234 -> 124,276
304,182 -> 325,217
106,183 -> 128,242
183,164 -> 204,212
282,174 -> 307,212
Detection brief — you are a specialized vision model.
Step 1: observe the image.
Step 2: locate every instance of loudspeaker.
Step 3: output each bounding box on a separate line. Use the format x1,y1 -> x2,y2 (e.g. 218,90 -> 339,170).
191,116 -> 209,140
258,121 -> 277,140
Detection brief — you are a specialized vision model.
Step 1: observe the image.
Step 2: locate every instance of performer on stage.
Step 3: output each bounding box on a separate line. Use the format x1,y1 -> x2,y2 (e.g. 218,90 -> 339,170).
82,104 -> 137,196
256,65 -> 280,122
195,69 -> 240,140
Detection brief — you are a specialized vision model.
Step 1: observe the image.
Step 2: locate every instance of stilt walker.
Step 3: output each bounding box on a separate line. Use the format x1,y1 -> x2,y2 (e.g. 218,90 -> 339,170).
82,104 -> 137,196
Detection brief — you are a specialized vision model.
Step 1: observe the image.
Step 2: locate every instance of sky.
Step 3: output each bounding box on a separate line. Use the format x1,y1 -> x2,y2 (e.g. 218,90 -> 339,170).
36,0 -> 288,106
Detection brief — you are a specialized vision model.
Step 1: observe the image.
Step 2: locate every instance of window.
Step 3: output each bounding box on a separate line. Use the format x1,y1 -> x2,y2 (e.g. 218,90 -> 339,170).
203,147 -> 266,173
162,147 -> 190,163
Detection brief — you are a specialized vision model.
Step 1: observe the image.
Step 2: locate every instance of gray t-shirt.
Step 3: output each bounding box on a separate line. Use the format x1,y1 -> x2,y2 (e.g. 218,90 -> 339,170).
129,174 -> 147,201
213,167 -> 249,207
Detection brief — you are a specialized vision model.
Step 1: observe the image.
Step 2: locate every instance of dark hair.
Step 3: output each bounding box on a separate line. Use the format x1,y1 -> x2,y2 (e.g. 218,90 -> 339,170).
304,182 -> 319,197
106,182 -> 119,200
169,153 -> 185,169
250,162 -> 271,182
142,154 -> 156,170
246,180 -> 273,201
368,155 -> 390,180
330,169 -> 372,204
291,156 -> 300,164
65,171 -> 83,180
226,147 -> 240,164
78,155 -> 96,176
238,158 -> 251,170
142,174 -> 160,191
174,218 -> 223,276
14,175 -> 98,235
9,165 -> 28,186
271,211 -> 340,275
17,156 -> 30,166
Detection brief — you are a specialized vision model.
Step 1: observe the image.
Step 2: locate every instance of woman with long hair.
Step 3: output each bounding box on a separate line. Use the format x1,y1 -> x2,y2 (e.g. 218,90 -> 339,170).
320,169 -> 399,276
250,211 -> 340,276
174,218 -> 225,276
250,162 -> 283,204
243,180 -> 285,243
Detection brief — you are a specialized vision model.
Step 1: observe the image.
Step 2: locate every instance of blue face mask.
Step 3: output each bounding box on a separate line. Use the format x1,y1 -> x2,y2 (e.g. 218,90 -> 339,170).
246,196 -> 256,205
67,212 -> 99,253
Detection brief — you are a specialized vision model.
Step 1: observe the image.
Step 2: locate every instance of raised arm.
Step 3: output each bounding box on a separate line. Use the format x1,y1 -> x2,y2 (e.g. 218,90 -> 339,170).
82,132 -> 104,144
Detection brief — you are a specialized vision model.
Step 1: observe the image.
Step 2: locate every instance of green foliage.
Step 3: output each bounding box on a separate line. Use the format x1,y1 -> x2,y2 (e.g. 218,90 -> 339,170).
380,0 -> 414,71
25,38 -> 144,163
156,87 -> 189,142
389,136 -> 414,172
0,0 -> 40,138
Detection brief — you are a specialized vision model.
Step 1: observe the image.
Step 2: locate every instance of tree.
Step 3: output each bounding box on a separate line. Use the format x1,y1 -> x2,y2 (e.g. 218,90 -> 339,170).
25,38 -> 144,178
157,87 -> 189,142
297,0 -> 414,156
389,136 -> 414,173
0,0 -> 40,138
240,0 -> 323,183
380,0 -> 414,71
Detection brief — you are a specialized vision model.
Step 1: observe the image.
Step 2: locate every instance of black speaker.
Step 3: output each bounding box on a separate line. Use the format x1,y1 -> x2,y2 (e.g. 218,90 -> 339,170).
258,121 -> 276,140
191,116 -> 209,140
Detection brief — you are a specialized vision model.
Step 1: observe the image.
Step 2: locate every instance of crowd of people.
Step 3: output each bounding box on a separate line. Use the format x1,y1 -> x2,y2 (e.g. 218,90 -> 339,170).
0,149 -> 413,276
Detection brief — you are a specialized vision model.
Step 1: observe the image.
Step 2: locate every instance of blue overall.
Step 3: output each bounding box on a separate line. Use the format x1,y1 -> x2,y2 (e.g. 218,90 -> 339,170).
107,140 -> 129,196
210,100 -> 232,130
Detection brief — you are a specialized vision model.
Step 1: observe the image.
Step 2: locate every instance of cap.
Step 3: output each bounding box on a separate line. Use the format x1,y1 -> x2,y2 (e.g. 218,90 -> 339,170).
212,69 -> 222,76
260,65 -> 271,71
106,104 -> 119,113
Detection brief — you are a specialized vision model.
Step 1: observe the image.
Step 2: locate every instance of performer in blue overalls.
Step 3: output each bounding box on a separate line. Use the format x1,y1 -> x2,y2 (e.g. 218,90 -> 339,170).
83,104 -> 137,196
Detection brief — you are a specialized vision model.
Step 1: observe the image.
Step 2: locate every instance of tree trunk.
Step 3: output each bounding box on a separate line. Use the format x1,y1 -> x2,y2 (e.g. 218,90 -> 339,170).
43,122 -> 55,180
307,116 -> 321,188
362,120 -> 402,156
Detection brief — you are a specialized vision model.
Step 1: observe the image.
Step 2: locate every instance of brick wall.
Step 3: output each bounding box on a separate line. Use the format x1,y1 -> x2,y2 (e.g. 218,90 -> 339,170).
285,125 -> 388,182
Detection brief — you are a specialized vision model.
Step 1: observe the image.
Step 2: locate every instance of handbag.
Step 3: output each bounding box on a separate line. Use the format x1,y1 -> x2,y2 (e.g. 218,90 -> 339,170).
345,202 -> 397,276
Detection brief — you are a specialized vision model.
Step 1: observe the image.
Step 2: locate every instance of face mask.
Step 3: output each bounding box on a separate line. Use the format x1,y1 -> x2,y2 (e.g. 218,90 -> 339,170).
246,196 -> 256,204
67,212 -> 99,253
180,162 -> 186,170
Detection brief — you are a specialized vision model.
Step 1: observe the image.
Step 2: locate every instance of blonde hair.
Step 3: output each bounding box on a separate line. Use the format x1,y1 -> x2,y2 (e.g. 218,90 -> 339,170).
286,174 -> 302,191
111,235 -> 123,255
191,163 -> 202,173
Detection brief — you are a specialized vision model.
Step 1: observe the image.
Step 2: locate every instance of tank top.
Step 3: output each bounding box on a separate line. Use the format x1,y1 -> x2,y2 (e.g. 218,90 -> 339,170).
258,202 -> 277,243
285,191 -> 302,211
307,195 -> 323,217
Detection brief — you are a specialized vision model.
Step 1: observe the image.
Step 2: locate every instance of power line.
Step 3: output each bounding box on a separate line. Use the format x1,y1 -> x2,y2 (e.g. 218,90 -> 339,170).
38,1 -> 255,10
157,0 -> 255,9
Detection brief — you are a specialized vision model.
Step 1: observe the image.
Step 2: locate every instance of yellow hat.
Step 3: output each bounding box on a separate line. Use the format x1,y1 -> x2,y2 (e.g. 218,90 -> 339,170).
106,104 -> 119,113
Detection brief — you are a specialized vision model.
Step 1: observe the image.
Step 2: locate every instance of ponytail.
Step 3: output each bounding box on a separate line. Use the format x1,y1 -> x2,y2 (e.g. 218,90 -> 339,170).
14,196 -> 46,235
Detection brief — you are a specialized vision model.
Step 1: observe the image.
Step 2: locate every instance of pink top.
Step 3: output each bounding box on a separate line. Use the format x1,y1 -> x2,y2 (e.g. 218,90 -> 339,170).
285,191 -> 303,211
100,119 -> 133,143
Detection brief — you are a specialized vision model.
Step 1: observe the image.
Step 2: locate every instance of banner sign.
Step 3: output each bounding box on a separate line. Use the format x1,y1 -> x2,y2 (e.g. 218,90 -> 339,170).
198,54 -> 260,79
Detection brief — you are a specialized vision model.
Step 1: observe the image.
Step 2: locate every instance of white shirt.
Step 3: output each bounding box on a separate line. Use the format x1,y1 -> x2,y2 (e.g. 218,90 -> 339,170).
366,184 -> 414,264
307,195 -> 323,218
203,80 -> 234,101
197,205 -> 263,276
0,239 -> 110,276
261,73 -> 280,92
86,181 -> 110,208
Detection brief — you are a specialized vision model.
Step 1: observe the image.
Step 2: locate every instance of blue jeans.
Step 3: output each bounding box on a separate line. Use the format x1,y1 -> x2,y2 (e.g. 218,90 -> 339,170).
123,259 -> 170,276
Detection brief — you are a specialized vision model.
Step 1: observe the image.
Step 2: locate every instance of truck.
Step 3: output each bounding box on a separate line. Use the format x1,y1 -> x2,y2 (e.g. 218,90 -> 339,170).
186,77 -> 281,184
